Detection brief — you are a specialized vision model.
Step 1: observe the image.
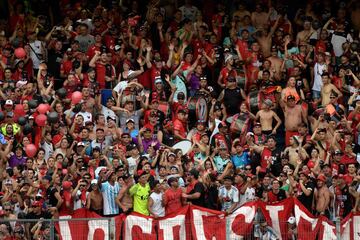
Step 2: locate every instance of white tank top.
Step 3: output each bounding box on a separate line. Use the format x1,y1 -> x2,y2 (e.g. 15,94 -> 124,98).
149,192 -> 165,217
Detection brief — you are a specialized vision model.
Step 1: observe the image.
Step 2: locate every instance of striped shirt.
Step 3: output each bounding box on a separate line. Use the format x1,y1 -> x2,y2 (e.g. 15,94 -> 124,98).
254,224 -> 279,240
101,181 -> 121,216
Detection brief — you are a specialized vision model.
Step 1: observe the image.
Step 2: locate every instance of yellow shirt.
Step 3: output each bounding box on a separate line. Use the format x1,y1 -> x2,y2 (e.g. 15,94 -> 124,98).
130,183 -> 150,216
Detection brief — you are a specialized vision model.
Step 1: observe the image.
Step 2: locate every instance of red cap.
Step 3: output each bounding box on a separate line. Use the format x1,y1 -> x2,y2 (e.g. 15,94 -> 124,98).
62,181 -> 73,189
317,175 -> 326,182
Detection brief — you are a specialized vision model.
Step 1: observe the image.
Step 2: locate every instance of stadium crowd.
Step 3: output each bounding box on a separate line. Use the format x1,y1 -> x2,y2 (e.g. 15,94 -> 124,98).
0,0 -> 359,239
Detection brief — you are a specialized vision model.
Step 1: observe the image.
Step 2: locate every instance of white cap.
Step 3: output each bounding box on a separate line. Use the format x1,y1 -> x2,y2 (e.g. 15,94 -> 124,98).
154,77 -> 162,84
91,179 -> 98,185
5,100 -> 13,106
287,216 -> 296,224
77,142 -> 85,147
16,80 -> 28,88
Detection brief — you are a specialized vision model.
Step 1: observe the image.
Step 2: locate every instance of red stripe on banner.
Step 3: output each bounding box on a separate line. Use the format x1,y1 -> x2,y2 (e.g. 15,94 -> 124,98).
294,198 -> 321,240
189,205 -> 226,240
123,212 -> 157,240
157,206 -> 190,240
227,201 -> 257,239
318,215 -> 336,240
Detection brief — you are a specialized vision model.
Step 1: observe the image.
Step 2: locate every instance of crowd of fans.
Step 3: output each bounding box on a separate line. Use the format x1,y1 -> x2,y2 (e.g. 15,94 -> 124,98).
0,0 -> 359,239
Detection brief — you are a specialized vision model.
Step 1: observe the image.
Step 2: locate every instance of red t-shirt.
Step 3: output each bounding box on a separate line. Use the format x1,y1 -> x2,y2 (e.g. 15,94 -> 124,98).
340,155 -> 356,165
173,119 -> 186,139
164,188 -> 183,215
86,44 -> 100,60
260,147 -> 272,171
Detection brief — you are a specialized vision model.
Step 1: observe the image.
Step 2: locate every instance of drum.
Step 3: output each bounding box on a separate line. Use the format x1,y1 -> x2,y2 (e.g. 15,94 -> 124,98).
187,95 -> 208,122
172,140 -> 192,155
246,90 -> 262,113
226,114 -> 249,135
235,68 -> 246,89
158,102 -> 171,116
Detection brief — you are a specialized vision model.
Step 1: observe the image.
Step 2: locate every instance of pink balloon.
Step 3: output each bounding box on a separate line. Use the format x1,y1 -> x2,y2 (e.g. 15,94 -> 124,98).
14,48 -> 26,59
37,103 -> 50,114
14,104 -> 26,116
35,114 -> 47,127
71,91 -> 83,104
25,144 -> 37,157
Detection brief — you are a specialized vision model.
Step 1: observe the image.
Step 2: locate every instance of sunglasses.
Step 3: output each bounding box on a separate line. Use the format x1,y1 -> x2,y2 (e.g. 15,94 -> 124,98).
245,168 -> 252,170
4,209 -> 11,212
80,185 -> 86,187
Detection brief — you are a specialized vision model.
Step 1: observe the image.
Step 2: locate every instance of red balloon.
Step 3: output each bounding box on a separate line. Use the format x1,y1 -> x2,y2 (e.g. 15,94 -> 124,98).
307,161 -> 315,169
35,114 -> 47,127
37,103 -> 50,114
14,48 -> 26,59
71,91 -> 83,104
14,104 -> 26,116
25,144 -> 37,157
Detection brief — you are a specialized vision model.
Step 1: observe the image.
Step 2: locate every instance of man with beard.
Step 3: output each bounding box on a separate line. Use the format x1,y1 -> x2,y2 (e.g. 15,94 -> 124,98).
182,169 -> 205,207
248,135 -> 282,176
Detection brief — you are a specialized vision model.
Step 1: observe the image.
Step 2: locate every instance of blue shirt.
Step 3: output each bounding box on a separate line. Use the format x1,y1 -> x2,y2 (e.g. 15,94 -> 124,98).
231,151 -> 250,169
213,156 -> 231,174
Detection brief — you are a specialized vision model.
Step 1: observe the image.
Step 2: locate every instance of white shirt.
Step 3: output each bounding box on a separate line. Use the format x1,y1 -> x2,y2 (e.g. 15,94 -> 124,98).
312,62 -> 327,92
101,181 -> 120,215
127,156 -> 138,176
29,40 -> 44,69
101,105 -> 117,124
149,192 -> 165,217
329,30 -> 353,57
73,190 -> 89,210
218,185 -> 239,211
244,187 -> 256,203
41,141 -> 54,161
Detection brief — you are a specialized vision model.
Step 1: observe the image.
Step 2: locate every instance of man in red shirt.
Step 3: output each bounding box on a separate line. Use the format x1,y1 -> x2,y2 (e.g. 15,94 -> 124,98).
163,177 -> 183,215
89,49 -> 115,90
173,109 -> 187,141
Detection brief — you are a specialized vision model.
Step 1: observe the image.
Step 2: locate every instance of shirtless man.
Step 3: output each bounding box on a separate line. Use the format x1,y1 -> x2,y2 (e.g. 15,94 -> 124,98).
86,179 -> 103,216
320,73 -> 342,106
314,175 -> 331,218
251,4 -> 270,30
253,16 -> 280,57
296,19 -> 315,45
106,116 -> 122,140
284,136 -> 308,167
310,128 -> 330,160
282,95 -> 306,145
82,87 -> 96,113
116,175 -> 134,214
255,99 -> 282,135
267,46 -> 283,81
